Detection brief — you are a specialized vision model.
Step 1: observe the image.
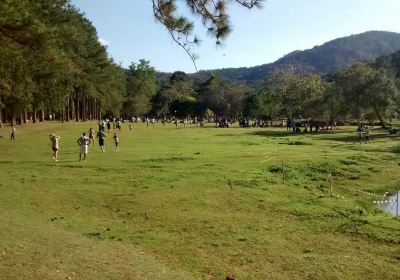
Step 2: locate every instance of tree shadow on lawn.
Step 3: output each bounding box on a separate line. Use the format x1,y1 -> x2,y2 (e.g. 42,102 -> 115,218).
242,130 -> 299,138
245,129 -> 352,139
0,160 -> 77,166
316,132 -> 399,144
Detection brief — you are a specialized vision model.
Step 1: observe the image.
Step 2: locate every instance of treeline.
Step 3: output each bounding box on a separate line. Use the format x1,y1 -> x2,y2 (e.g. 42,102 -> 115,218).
120,63 -> 249,119
1,1 -> 400,128
124,58 -> 400,128
0,0 -> 125,125
246,58 -> 400,128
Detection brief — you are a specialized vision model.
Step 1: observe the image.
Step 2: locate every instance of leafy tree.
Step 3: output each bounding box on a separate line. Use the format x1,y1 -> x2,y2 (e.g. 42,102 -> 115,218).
154,71 -> 198,117
123,60 -> 157,116
252,89 -> 281,122
320,82 -> 346,122
151,80 -> 173,116
199,76 -> 247,117
335,63 -> 374,124
263,71 -> 305,119
365,69 -> 399,127
300,75 -> 326,119
335,63 -> 399,127
0,0 -> 126,123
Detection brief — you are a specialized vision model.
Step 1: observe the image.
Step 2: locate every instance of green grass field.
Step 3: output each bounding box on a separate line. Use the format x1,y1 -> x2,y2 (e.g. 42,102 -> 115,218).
0,122 -> 399,279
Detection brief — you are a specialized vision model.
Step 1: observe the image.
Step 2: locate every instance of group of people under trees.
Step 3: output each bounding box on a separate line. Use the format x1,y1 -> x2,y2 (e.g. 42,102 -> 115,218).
286,119 -> 337,133
237,118 -> 338,132
129,116 -> 206,128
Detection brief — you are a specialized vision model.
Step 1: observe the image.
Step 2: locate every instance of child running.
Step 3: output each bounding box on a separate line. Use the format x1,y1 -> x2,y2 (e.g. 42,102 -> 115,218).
89,128 -> 95,146
107,121 -> 111,133
49,133 -> 61,161
10,125 -> 16,140
113,132 -> 119,151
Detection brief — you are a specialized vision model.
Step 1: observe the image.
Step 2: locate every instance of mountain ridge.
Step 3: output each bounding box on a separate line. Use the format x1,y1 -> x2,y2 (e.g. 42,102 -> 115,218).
191,30 -> 400,85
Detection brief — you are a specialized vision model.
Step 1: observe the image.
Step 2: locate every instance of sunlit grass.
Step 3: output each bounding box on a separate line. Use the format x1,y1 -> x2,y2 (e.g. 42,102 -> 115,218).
0,122 -> 399,279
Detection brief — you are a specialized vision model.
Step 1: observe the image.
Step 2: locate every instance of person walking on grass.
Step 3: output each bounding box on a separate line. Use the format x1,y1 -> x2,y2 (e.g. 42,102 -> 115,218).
107,121 -> 111,133
117,119 -> 122,131
49,133 -> 60,161
365,127 -> 371,144
358,125 -> 363,144
113,132 -> 119,151
96,129 -> 107,152
10,125 -> 16,140
77,132 -> 90,161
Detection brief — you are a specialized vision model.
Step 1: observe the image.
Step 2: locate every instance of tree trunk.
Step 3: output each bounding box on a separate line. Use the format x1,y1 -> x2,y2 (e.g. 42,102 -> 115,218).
70,97 -> 74,121
61,107 -> 64,123
33,107 -> 37,123
373,105 -> 386,128
23,111 -> 27,124
75,91 -> 80,122
66,101 -> 69,122
88,98 -> 92,120
82,91 -> 86,121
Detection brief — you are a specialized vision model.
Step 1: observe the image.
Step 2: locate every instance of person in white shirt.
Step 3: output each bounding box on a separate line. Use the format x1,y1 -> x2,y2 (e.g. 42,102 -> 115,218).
77,132 -> 90,161
49,133 -> 61,161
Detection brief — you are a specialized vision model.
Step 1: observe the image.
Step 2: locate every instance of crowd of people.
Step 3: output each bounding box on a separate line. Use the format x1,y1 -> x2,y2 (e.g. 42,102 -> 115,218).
4,115 -> 386,162
74,120 -> 122,161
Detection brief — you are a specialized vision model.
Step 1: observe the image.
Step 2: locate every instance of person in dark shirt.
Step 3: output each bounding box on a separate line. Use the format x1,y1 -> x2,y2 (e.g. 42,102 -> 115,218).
96,129 -> 107,152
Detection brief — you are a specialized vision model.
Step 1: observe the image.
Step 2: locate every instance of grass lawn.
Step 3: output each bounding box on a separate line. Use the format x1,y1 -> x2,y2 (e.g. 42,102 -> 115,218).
0,121 -> 399,279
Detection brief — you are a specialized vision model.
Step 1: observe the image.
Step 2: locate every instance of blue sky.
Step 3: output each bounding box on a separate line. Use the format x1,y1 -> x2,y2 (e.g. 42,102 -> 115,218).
70,0 -> 400,73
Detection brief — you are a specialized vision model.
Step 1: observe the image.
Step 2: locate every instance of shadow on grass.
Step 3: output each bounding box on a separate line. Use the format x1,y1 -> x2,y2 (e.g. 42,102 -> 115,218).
317,133 -> 396,143
244,129 -> 354,139
247,130 -> 301,138
0,160 -> 62,166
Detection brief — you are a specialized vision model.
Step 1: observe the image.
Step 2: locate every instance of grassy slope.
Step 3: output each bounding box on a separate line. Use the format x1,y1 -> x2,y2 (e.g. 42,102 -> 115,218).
0,122 -> 399,279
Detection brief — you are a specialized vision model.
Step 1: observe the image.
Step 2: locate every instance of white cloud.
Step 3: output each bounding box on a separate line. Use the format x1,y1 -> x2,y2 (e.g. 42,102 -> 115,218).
98,38 -> 109,47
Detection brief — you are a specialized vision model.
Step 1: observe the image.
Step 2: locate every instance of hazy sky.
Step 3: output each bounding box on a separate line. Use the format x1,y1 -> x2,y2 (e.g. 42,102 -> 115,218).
70,0 -> 400,73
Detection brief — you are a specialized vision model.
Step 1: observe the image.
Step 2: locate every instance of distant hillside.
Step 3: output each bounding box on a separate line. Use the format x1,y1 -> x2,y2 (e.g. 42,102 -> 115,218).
194,31 -> 400,85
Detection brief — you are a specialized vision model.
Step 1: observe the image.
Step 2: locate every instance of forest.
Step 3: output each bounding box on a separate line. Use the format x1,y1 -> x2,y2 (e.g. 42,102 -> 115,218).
1,0 -> 400,128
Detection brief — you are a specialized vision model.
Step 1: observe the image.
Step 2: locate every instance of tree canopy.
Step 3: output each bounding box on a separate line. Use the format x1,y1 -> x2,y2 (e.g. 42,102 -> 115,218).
0,0 -> 126,123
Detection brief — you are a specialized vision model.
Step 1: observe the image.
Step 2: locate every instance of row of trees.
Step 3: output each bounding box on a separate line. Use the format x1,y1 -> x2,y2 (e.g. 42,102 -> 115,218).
0,0 -> 125,126
122,58 -> 400,128
247,61 -> 400,127
121,61 -> 249,119
1,1 -> 399,128
0,0 -> 262,126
